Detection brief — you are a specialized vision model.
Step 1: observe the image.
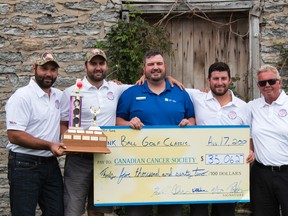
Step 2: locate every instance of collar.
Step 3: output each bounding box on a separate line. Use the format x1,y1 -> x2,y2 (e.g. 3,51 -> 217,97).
206,89 -> 240,107
30,78 -> 52,98
259,90 -> 286,108
83,76 -> 109,90
142,79 -> 172,93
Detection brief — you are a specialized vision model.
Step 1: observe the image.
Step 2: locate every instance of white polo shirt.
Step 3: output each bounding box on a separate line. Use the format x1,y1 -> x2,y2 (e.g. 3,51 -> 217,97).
186,89 -> 248,125
6,78 -> 63,157
60,77 -> 131,129
248,90 -> 288,166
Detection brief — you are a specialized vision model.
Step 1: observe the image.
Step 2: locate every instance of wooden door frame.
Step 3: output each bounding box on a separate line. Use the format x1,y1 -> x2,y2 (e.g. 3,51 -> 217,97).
121,0 -> 261,99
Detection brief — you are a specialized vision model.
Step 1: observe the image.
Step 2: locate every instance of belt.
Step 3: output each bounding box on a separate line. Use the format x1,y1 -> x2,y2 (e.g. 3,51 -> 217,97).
254,160 -> 288,172
9,151 -> 56,163
72,153 -> 94,160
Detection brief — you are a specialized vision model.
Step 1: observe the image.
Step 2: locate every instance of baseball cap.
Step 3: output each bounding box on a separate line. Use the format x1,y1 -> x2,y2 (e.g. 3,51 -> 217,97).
86,48 -> 107,62
35,52 -> 60,67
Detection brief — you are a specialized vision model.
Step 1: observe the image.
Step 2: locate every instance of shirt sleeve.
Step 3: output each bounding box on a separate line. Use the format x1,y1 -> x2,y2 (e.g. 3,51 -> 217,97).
245,101 -> 253,126
116,90 -> 132,121
185,88 -> 202,103
183,90 -> 195,118
6,94 -> 30,131
60,89 -> 71,122
119,84 -> 133,95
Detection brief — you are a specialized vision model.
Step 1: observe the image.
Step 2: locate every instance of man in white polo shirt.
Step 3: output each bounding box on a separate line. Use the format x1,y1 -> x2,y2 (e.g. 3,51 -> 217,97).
248,65 -> 288,216
5,52 -> 66,216
60,48 -> 132,216
185,62 -> 254,216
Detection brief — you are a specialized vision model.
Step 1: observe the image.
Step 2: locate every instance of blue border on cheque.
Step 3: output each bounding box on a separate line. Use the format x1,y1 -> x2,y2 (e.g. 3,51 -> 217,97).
101,125 -> 250,129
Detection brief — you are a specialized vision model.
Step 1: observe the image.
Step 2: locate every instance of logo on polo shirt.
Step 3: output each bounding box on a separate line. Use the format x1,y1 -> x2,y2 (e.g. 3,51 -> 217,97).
136,96 -> 146,100
228,111 -> 237,119
107,92 -> 114,100
9,121 -> 17,125
55,100 -> 60,109
278,109 -> 287,117
164,98 -> 176,103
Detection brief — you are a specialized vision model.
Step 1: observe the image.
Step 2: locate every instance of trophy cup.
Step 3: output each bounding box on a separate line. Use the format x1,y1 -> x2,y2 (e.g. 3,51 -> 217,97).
89,106 -> 101,130
62,79 -> 110,153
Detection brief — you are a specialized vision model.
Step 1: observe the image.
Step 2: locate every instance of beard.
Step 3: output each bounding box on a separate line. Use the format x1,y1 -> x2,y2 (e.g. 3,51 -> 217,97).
211,86 -> 229,96
87,70 -> 107,82
145,70 -> 166,82
35,72 -> 56,89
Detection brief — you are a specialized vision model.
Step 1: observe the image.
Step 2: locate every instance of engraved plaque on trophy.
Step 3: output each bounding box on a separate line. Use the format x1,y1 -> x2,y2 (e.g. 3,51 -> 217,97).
62,79 -> 110,153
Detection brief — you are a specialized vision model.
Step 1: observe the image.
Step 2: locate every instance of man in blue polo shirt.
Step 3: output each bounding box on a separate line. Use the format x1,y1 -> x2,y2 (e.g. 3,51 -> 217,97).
116,49 -> 195,215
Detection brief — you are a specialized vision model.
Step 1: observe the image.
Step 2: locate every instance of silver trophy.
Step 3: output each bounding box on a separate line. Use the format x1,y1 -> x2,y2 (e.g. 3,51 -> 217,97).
89,106 -> 101,130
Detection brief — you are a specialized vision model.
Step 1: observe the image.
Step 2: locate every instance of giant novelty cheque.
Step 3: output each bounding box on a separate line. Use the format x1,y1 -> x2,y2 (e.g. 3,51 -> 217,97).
93,126 -> 250,206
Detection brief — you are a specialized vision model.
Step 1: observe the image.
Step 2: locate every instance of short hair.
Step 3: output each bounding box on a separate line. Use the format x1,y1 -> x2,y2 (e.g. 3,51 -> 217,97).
257,64 -> 281,79
208,62 -> 231,79
143,49 -> 163,64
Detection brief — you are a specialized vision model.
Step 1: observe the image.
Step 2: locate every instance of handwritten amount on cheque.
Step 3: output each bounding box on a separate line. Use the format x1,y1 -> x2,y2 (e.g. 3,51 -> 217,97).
99,166 -> 244,195
99,166 -> 241,184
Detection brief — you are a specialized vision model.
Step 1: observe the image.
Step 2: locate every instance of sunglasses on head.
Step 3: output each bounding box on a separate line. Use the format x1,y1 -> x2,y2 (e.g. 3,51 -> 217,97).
258,79 -> 279,87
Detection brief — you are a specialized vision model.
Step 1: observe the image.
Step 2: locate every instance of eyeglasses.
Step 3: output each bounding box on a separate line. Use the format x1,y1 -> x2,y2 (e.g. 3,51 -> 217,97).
258,79 -> 279,87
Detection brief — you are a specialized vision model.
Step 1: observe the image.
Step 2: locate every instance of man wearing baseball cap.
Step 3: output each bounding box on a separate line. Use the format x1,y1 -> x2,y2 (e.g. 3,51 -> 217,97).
35,52 -> 60,67
60,48 -> 132,216
6,52 -> 66,216
86,48 -> 107,62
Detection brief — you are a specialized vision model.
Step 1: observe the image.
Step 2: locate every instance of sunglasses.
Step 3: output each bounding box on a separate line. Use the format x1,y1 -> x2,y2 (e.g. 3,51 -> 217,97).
258,79 -> 279,87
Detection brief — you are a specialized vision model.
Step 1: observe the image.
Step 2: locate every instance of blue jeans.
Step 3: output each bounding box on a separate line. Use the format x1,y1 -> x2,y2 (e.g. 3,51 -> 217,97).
8,151 -> 64,216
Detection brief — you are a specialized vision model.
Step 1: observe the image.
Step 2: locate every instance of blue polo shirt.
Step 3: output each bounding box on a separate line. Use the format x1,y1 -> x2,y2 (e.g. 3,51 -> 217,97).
116,79 -> 195,125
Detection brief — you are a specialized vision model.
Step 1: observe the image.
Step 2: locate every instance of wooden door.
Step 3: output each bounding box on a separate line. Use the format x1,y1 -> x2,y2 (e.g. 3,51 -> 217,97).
156,12 -> 249,100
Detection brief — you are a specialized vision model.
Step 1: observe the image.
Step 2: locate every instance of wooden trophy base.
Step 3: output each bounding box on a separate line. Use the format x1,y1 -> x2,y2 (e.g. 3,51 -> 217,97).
62,127 -> 110,153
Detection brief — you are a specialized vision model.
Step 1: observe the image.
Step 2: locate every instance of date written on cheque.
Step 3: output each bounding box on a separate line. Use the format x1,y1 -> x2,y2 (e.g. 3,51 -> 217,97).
206,154 -> 244,165
208,136 -> 247,146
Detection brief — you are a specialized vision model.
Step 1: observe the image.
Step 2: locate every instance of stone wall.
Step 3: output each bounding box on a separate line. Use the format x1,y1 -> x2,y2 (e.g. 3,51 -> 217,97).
260,0 -> 288,78
0,0 -> 121,215
0,0 -> 287,215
